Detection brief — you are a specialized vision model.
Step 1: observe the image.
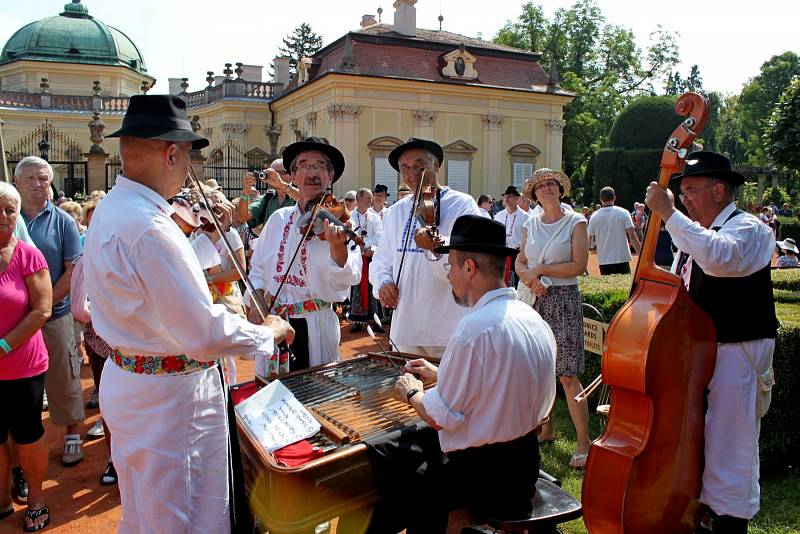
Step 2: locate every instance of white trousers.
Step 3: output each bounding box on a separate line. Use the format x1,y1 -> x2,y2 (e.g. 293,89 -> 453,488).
700,338 -> 774,519
304,307 -> 342,367
100,360 -> 231,534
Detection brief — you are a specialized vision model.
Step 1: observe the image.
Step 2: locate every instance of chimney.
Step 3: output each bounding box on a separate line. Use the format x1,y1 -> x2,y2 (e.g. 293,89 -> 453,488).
361,14 -> 377,28
273,56 -> 291,87
393,0 -> 417,36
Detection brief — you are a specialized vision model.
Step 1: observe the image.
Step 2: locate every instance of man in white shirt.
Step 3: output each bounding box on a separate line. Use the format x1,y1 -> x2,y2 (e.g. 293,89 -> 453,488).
85,95 -> 293,534
248,137 -> 362,371
370,138 -> 479,359
366,215 -> 557,533
494,185 -> 529,286
349,188 -> 383,331
369,183 -> 391,222
646,151 -> 778,534
587,186 -> 641,274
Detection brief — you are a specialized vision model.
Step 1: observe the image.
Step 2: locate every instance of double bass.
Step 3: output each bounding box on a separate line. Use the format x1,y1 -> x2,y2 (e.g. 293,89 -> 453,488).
582,92 -> 717,533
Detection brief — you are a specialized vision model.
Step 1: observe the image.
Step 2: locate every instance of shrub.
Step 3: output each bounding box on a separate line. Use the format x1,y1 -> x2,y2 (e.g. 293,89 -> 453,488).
607,95 -> 681,149
579,274 -> 800,470
778,220 -> 800,242
593,148 -> 664,210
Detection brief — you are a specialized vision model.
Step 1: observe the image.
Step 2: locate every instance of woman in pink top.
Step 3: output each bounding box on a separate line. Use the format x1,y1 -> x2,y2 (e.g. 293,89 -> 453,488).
0,182 -> 52,532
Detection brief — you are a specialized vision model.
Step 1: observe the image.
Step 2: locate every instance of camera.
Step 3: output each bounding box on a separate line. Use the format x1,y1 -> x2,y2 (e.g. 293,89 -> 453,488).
254,170 -> 267,180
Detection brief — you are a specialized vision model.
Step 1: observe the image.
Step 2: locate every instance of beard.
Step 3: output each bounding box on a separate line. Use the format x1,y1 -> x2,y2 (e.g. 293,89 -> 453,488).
451,289 -> 470,308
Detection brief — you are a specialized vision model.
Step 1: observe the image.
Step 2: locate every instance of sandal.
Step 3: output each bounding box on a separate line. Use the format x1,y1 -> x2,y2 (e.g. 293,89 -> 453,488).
101,461 -> 118,485
12,466 -> 29,504
23,506 -> 50,532
569,452 -> 588,469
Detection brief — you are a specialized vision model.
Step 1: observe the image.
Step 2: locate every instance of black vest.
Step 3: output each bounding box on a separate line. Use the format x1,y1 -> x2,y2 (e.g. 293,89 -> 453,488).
685,209 -> 779,343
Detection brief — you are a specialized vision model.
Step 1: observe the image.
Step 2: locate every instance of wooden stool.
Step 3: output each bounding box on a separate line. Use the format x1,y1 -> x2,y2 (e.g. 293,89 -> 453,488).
460,479 -> 582,534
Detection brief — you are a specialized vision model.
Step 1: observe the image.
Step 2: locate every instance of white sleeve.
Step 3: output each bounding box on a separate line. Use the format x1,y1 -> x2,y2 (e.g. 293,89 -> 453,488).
133,229 -> 274,361
665,210 -> 775,277
422,335 -> 483,430
369,207 -> 398,295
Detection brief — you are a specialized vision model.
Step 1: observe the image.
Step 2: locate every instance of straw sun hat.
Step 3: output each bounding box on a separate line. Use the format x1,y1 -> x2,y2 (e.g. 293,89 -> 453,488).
522,168 -> 571,201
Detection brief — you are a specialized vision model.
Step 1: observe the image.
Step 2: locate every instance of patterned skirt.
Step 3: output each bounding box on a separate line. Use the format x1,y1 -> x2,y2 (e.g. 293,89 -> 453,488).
533,284 -> 584,377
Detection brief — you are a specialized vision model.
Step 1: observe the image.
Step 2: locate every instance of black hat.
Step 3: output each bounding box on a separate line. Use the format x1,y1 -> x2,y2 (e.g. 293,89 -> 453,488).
671,151 -> 745,186
433,215 -> 519,257
373,183 -> 390,196
388,137 -> 444,172
106,95 -> 209,150
282,136 -> 345,183
503,185 -> 521,197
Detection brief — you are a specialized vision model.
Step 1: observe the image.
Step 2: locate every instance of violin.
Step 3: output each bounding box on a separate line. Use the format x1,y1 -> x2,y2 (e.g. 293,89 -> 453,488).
414,188 -> 441,240
296,193 -> 365,247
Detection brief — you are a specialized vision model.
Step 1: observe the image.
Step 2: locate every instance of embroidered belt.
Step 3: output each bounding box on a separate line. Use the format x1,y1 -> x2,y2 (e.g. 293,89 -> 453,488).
274,298 -> 331,319
209,281 -> 234,303
111,350 -> 217,376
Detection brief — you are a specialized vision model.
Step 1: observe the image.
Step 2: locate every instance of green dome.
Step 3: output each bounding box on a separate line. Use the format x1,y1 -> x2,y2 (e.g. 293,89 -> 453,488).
0,1 -> 148,73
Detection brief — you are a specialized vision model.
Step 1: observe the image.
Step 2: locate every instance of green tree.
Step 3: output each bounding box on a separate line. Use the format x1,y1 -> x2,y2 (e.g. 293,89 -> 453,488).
764,77 -> 800,173
686,64 -> 703,92
493,1 -> 679,201
278,23 -> 324,74
736,51 -> 800,165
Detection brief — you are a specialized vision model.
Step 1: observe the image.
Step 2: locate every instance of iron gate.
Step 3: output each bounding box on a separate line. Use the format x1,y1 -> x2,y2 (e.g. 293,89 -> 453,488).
105,155 -> 122,190
6,122 -> 88,199
203,139 -> 270,200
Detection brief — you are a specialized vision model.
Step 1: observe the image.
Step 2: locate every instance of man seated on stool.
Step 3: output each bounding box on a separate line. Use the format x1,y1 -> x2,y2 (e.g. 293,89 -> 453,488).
369,214 -> 557,533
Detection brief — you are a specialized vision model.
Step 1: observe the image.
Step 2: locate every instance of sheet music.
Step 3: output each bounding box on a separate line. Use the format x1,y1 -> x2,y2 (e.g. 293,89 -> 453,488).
235,380 -> 320,451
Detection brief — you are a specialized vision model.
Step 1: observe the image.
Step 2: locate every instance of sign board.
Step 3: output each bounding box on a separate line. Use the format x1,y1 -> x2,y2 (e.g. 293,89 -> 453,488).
583,318 -> 608,355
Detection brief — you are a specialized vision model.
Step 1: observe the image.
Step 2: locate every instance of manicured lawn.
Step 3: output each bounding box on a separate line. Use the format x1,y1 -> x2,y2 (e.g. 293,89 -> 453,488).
539,395 -> 800,533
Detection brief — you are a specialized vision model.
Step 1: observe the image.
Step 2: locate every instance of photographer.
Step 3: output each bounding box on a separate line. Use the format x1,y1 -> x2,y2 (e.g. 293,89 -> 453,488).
236,158 -> 298,237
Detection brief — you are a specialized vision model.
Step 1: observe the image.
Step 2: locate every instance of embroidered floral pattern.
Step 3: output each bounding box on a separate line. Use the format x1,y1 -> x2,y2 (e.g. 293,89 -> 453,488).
209,281 -> 234,302
273,209 -> 308,287
112,350 -> 216,376
274,298 -> 330,319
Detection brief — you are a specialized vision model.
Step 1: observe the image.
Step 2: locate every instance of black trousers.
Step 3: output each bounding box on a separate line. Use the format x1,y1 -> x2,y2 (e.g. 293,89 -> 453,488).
364,429 -> 540,534
287,317 -> 310,371
599,261 -> 631,275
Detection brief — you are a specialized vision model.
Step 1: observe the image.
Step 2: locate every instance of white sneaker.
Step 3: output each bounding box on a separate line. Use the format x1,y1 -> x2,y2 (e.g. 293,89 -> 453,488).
62,438 -> 84,467
87,418 -> 105,440
42,392 -> 48,412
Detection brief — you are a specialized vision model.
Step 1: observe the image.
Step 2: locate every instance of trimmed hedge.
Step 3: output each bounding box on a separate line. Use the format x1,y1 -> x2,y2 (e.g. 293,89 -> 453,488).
578,271 -> 800,470
594,148 -> 664,210
778,220 -> 800,242
607,95 -> 681,150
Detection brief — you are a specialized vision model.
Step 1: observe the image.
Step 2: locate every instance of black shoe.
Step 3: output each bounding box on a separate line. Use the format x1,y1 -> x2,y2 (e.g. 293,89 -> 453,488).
101,461 -> 118,485
350,324 -> 363,333
12,467 -> 28,504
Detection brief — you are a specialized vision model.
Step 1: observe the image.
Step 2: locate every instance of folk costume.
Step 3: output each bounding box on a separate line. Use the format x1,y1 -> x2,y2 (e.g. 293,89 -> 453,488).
370,139 -> 479,357
666,152 -> 778,526
85,95 -> 276,534
365,216 -> 557,533
248,138 -> 362,372
495,185 -> 528,287
348,207 -> 383,327
369,183 -> 391,223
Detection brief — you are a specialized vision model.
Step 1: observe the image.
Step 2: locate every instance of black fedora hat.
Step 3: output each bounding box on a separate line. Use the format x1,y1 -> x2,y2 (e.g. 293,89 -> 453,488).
388,137 -> 444,172
282,136 -> 345,183
373,183 -> 390,196
671,151 -> 745,186
503,185 -> 521,197
434,215 -> 519,257
106,95 -> 209,150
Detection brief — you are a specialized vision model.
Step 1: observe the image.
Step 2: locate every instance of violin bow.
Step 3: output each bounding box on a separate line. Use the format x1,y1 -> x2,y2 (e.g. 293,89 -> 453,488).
187,165 -> 267,321
395,169 -> 426,289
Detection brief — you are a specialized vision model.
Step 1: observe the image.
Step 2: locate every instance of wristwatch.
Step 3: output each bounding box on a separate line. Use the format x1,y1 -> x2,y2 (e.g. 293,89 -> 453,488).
406,388 -> 420,404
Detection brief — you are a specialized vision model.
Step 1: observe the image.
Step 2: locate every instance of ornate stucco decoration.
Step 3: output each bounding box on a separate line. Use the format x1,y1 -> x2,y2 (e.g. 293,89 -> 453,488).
221,123 -> 248,135
326,104 -> 361,121
411,109 -> 437,126
304,111 -> 318,130
482,113 -> 503,130
545,118 -> 566,132
442,44 -> 478,80
88,111 -> 106,154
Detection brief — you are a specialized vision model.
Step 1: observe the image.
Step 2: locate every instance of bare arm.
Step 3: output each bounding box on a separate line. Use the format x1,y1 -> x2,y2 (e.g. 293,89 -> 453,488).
238,173 -> 257,223
3,269 -> 52,351
52,260 -> 74,305
208,246 -> 247,284
626,227 -> 642,255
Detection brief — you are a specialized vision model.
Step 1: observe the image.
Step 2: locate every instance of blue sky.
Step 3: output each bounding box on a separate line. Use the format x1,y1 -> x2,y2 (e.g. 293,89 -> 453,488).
1,0 -> 798,95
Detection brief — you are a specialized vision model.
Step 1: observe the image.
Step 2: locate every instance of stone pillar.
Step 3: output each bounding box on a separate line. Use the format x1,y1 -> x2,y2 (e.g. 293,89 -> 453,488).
482,113 -> 503,195
326,103 -> 361,195
757,173 -> 766,204
545,118 -> 566,171
0,118 -> 8,182
85,151 -> 108,193
86,111 -> 108,192
412,109 -> 436,140
190,152 -> 206,181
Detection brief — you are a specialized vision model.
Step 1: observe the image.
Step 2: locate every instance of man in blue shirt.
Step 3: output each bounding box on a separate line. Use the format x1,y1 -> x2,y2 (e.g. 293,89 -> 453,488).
17,156 -> 85,466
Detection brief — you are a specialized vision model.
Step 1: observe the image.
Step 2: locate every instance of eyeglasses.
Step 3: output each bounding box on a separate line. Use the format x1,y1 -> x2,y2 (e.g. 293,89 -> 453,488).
679,183 -> 716,202
345,198 -> 356,202
293,163 -> 331,174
